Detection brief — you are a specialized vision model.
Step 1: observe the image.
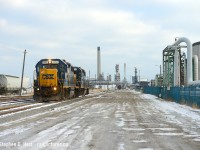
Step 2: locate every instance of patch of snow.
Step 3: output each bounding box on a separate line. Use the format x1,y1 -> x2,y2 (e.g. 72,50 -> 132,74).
193,138 -> 200,142
137,133 -> 145,135
130,90 -> 141,95
154,133 -> 183,136
116,119 -> 125,127
65,130 -> 74,135
115,113 -> 123,118
0,103 -> 43,113
123,128 -> 145,131
0,125 -> 30,137
148,128 -> 177,131
132,140 -> 147,143
123,119 -> 137,122
158,124 -> 169,127
73,126 -> 81,129
138,148 -> 153,150
129,123 -> 138,126
103,116 -> 109,119
71,117 -> 79,120
0,95 -> 6,97
118,143 -> 125,150
116,111 -> 127,113
183,135 -> 200,138
142,94 -> 200,121
110,130 -> 118,133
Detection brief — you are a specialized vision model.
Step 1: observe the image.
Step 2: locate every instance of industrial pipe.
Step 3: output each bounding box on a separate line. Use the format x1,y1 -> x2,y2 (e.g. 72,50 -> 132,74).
183,53 -> 187,85
193,55 -> 198,81
174,49 -> 180,86
171,37 -> 193,84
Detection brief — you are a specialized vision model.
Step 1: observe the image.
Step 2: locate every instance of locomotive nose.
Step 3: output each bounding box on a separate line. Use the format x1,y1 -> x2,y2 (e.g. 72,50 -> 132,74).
40,68 -> 58,87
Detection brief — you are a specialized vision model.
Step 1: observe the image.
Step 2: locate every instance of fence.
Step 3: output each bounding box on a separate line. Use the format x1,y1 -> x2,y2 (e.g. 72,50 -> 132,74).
143,86 -> 200,108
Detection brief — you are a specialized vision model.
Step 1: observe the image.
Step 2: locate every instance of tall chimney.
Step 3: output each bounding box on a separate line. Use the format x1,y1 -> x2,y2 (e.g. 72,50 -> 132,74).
124,63 -> 126,80
97,46 -> 101,80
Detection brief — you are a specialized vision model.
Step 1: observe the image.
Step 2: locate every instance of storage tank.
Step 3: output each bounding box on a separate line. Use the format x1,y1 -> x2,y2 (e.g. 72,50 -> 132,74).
192,42 -> 200,80
0,74 -> 30,94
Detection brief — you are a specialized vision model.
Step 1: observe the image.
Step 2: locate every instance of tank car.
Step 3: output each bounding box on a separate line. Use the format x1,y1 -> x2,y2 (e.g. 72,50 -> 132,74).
33,59 -> 89,101
0,74 -> 30,94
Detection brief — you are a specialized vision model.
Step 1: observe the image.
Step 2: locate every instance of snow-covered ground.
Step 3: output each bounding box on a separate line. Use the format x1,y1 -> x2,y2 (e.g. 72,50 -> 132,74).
141,94 -> 200,121
0,90 -> 199,150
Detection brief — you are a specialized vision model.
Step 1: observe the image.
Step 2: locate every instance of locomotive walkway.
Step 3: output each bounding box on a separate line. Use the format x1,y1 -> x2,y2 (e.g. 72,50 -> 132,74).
0,90 -> 200,150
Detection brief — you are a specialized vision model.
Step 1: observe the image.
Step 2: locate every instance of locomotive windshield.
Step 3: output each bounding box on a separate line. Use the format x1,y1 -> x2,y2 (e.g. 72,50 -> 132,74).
36,64 -> 58,72
42,64 -> 58,69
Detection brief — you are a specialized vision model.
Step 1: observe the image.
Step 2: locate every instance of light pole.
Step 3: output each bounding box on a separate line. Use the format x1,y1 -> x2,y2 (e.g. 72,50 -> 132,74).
155,65 -> 161,77
155,64 -> 162,87
159,65 -> 161,77
20,49 -> 27,96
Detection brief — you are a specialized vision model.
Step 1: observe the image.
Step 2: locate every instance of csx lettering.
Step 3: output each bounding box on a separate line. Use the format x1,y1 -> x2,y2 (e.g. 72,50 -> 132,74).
42,74 -> 54,79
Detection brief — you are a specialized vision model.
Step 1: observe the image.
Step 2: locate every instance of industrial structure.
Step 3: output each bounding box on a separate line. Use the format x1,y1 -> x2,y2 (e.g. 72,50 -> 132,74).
144,37 -> 200,107
114,64 -> 120,82
121,63 -> 128,88
90,47 -> 114,88
123,63 -> 126,81
162,38 -> 200,87
97,46 -> 101,81
92,46 -> 147,89
132,67 -> 138,84
192,42 -> 200,80
162,43 -> 186,87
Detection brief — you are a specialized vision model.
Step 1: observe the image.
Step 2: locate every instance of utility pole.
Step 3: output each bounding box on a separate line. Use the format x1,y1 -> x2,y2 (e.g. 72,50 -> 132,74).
20,49 -> 27,96
138,70 -> 140,82
89,70 -> 90,80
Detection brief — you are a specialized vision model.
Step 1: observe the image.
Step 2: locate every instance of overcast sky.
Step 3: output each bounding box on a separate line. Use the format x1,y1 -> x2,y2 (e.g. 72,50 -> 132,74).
0,0 -> 200,82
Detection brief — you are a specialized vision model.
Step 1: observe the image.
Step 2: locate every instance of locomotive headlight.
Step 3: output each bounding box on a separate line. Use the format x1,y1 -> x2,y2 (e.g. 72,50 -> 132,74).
37,88 -> 40,91
48,59 -> 52,64
53,87 -> 57,91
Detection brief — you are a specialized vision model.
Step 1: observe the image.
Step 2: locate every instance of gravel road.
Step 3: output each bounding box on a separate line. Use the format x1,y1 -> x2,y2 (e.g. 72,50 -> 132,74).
0,90 -> 200,150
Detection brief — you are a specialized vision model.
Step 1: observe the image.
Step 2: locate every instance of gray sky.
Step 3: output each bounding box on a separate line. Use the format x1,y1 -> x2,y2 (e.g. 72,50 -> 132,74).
0,0 -> 200,82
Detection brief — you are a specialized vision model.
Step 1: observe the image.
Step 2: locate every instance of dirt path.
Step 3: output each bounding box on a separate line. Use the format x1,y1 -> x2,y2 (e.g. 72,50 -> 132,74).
0,90 -> 200,150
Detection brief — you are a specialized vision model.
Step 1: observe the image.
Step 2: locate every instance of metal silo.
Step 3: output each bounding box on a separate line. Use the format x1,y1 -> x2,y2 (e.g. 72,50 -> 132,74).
192,42 -> 200,80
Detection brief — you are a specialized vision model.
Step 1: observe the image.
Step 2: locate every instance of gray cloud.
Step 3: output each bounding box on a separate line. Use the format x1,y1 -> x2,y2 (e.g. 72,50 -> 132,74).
0,0 -> 200,81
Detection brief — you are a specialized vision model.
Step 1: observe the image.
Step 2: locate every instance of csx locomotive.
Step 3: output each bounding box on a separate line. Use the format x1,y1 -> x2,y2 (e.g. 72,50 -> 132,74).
33,59 -> 89,101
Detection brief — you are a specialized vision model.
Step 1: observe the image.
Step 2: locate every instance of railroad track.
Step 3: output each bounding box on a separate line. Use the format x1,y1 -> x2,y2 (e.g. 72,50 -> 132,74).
0,98 -> 40,116
0,91 -> 111,117
0,95 -> 33,101
0,103 -> 44,116
0,94 -> 36,115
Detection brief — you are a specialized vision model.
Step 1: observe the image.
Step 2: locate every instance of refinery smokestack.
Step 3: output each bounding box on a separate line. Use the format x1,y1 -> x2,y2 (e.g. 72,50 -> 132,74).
97,46 -> 101,80
124,63 -> 126,80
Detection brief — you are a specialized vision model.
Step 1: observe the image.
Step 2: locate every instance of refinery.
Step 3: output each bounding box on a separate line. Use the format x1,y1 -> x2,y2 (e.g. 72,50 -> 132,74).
1,37 -> 200,107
